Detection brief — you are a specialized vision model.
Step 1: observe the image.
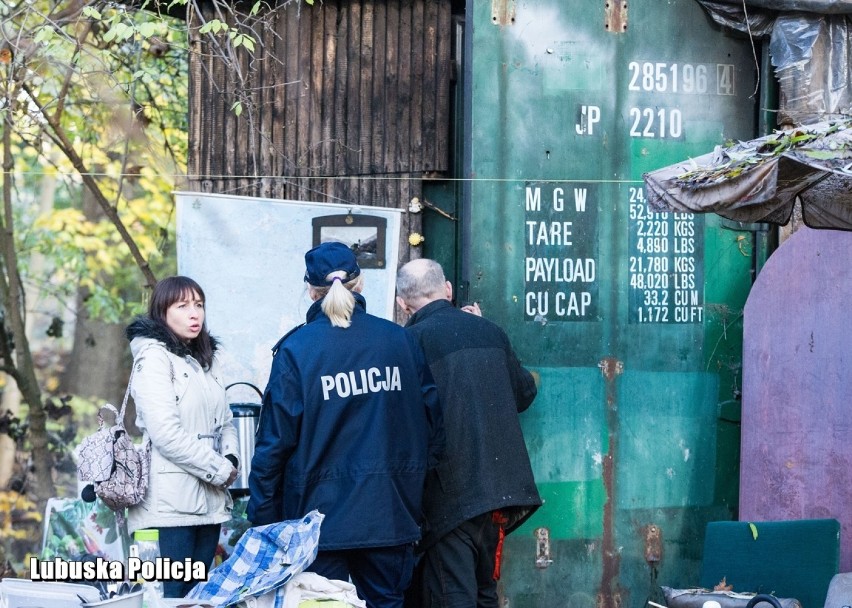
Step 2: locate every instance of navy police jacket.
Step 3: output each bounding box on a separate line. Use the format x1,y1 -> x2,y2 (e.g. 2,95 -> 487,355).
248,293 -> 443,550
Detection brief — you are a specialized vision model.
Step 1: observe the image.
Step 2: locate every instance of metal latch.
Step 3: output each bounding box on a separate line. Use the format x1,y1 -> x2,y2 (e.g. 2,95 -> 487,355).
535,527 -> 553,568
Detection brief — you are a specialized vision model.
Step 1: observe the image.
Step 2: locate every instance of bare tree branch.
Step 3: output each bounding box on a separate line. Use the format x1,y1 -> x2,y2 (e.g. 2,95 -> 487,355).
22,83 -> 158,289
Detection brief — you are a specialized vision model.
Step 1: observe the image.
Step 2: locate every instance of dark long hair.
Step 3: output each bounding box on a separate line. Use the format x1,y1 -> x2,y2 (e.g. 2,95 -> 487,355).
148,276 -> 216,369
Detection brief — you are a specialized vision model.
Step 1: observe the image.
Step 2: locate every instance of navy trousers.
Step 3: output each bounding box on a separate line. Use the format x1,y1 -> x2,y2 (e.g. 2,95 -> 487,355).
307,544 -> 415,608
421,512 -> 502,608
157,523 -> 221,598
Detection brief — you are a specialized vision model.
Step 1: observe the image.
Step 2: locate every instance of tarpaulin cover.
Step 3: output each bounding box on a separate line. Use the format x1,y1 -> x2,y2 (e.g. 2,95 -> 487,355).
643,120 -> 852,230
699,0 -> 852,14
695,2 -> 852,124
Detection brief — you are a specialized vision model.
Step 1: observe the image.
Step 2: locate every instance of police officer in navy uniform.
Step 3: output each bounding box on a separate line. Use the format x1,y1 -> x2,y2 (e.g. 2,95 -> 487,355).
248,242 -> 444,608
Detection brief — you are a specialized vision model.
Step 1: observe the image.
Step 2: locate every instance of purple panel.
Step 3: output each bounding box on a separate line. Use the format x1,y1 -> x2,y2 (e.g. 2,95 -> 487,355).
741,227 -> 852,570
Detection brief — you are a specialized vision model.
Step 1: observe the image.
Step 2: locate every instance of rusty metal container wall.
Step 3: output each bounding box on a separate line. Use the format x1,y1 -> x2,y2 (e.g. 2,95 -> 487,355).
464,1 -> 760,606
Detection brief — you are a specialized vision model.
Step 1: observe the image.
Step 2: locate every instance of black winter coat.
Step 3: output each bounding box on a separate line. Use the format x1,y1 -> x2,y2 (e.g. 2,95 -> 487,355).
405,299 -> 541,549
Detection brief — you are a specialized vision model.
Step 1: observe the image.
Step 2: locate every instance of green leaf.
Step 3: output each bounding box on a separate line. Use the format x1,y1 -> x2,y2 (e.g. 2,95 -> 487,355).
250,1 -> 262,16
105,23 -> 134,42
801,149 -> 847,160
34,27 -> 56,44
137,22 -> 158,38
242,36 -> 256,52
200,20 -> 227,35
749,522 -> 758,540
82,6 -> 102,19
231,101 -> 243,116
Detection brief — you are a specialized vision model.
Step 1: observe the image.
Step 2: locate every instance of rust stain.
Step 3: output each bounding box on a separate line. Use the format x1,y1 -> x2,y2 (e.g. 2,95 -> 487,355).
598,357 -> 624,608
604,0 -> 628,33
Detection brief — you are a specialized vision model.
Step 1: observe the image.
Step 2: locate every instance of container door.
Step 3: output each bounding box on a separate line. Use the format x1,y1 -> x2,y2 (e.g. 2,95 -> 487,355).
461,1 -> 761,606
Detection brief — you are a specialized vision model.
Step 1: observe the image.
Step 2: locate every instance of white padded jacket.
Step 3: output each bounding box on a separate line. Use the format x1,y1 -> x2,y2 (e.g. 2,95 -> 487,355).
126,336 -> 237,534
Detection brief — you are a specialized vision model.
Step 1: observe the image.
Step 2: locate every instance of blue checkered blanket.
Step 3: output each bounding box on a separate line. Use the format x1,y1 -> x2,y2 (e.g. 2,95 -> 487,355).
186,510 -> 324,607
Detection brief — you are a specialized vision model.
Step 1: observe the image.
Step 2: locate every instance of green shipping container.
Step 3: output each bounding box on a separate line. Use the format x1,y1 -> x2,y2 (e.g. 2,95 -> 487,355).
423,1 -> 768,606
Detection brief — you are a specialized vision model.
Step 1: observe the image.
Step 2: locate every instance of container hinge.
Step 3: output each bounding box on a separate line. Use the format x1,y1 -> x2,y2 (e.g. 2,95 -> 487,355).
605,0 -> 628,33
491,0 -> 516,26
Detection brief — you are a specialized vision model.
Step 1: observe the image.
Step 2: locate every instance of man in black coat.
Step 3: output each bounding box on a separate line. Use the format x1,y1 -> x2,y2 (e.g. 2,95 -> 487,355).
396,258 -> 541,608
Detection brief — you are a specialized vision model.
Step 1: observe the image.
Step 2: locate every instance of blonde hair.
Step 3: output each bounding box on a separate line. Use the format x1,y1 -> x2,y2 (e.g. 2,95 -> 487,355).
309,271 -> 364,328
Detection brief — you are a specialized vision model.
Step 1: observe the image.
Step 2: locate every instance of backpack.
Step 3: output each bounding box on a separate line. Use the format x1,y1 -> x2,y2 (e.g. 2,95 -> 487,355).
77,356 -> 153,514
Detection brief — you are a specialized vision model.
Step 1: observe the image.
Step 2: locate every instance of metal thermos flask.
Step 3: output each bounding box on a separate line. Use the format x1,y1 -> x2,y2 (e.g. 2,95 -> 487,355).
225,382 -> 263,496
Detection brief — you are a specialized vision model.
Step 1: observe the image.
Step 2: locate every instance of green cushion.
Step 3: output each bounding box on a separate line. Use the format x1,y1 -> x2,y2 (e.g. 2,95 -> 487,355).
699,519 -> 840,608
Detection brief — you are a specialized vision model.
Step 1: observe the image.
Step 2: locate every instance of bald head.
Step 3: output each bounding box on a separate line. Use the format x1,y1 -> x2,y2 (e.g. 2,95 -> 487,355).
396,258 -> 452,314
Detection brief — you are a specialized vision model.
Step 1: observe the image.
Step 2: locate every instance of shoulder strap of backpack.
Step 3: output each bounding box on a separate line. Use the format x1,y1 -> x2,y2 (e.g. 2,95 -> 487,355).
117,344 -> 174,446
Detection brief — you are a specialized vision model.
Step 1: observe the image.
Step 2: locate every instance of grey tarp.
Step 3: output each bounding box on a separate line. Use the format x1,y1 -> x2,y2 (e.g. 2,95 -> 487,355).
643,120 -> 852,230
699,0 -> 852,14
696,2 -> 852,124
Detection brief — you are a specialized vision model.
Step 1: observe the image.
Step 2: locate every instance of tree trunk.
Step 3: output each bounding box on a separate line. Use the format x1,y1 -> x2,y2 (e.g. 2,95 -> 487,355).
61,307 -> 130,405
0,155 -> 61,488
0,383 -> 21,489
1,92 -> 55,502
60,187 -> 131,405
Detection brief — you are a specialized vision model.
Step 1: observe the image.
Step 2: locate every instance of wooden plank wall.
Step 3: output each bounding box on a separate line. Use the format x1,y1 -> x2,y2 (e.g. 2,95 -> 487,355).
186,0 -> 452,263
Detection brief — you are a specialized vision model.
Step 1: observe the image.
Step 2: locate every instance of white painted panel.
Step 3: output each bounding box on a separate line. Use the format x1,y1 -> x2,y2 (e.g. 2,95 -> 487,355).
175,191 -> 403,392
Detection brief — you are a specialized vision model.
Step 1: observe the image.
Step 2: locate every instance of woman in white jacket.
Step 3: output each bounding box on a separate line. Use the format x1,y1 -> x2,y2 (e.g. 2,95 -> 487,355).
125,275 -> 239,598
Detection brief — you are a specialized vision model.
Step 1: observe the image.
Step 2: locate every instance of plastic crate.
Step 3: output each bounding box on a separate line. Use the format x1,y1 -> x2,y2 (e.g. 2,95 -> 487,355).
0,578 -> 101,608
